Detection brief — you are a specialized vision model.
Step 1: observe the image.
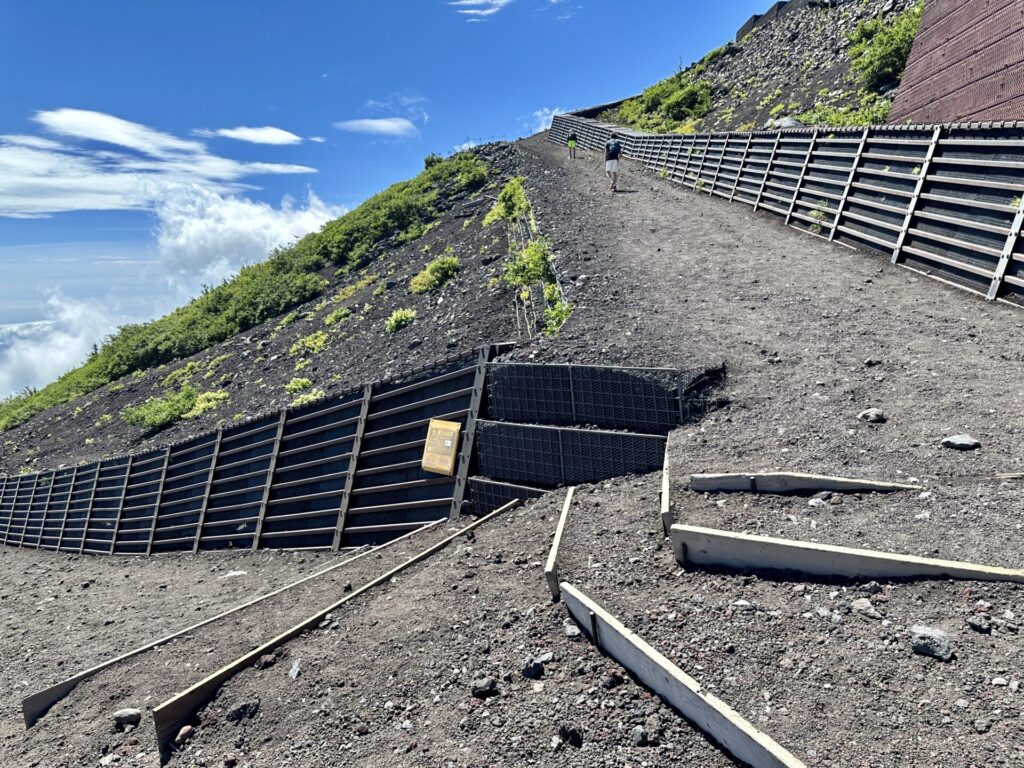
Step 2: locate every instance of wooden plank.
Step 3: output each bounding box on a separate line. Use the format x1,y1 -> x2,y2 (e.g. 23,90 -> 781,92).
543,487 -> 575,600
145,447 -> 172,555
151,499 -> 523,748
987,193 -> 1024,300
33,470 -> 57,549
891,126 -> 942,265
108,457 -> 134,554
660,446 -> 672,535
560,583 -> 806,768
54,467 -> 77,552
784,130 -> 818,226
829,127 -> 869,242
192,429 -> 223,554
689,472 -> 921,494
332,383 -> 373,551
20,520 -> 442,728
450,346 -> 490,519
251,409 -> 287,550
672,525 -> 1024,583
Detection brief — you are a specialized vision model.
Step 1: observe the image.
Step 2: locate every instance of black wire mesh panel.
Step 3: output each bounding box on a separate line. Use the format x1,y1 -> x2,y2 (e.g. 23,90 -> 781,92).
486,363 -> 714,435
475,421 -> 665,487
466,477 -> 545,515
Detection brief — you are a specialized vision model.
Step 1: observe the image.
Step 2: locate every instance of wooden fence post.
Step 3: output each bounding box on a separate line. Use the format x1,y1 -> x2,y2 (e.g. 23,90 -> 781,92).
55,467 -> 77,552
785,129 -> 819,226
34,470 -> 56,549
146,447 -> 172,555
77,465 -> 101,554
109,456 -> 134,555
450,346 -> 490,519
192,429 -> 224,554
251,409 -> 287,550
730,133 -> 753,203
829,127 -> 870,242
754,132 -> 781,212
892,125 -> 943,264
988,195 -> 1024,300
332,383 -> 374,551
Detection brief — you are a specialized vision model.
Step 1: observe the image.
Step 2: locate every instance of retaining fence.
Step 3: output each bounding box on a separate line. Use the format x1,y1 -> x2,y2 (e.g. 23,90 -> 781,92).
0,347 -> 503,555
551,113 -> 1024,306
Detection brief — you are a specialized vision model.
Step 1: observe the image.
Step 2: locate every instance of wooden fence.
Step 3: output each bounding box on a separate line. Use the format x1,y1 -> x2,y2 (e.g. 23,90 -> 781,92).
0,346 -> 503,555
551,114 -> 1024,306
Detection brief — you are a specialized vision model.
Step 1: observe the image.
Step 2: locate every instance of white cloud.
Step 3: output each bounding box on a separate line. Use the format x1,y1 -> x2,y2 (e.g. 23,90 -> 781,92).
333,118 -> 419,138
155,185 -> 345,290
0,109 -> 317,218
528,107 -> 565,133
453,140 -> 481,152
0,293 -> 121,398
194,126 -> 303,145
309,136 -> 326,143
449,0 -> 514,19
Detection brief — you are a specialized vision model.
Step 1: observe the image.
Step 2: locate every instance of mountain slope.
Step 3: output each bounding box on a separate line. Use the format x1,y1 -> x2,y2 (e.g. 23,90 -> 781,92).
602,0 -> 922,133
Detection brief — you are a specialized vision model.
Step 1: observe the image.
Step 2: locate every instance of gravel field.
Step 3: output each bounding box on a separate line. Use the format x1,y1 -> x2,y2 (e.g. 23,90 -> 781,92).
1,522 -> 457,768
559,475 -> 1024,768
167,497 -> 740,768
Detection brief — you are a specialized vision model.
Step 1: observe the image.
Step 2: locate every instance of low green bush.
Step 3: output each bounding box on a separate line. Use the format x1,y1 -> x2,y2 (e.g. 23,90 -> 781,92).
285,377 -> 313,395
184,390 -> 229,419
484,178 -> 531,227
611,76 -> 712,133
384,308 -> 416,333
289,331 -> 330,357
409,254 -> 460,294
502,238 -> 556,288
324,307 -> 352,326
290,388 -> 326,408
121,385 -> 198,430
849,2 -> 923,91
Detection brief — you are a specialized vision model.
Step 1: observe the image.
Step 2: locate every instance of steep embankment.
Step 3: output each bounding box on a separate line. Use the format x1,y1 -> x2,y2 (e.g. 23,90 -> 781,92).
0,145 -> 527,474
602,0 -> 922,132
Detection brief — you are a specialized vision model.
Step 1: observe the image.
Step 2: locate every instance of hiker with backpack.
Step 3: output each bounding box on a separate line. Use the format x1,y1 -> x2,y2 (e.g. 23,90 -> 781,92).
567,131 -> 578,160
605,132 -> 622,191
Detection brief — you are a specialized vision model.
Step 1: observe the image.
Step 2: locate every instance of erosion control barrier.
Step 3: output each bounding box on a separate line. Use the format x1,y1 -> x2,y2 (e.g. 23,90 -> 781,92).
0,347 -> 504,555
0,356 -> 718,553
551,113 -> 1024,307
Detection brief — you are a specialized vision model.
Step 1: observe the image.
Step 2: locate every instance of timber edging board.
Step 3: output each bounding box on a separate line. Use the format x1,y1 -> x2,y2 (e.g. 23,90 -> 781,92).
689,472 -> 921,494
20,521 -> 443,728
151,499 -> 524,748
560,582 -> 807,768
543,486 -> 575,600
672,524 -> 1024,583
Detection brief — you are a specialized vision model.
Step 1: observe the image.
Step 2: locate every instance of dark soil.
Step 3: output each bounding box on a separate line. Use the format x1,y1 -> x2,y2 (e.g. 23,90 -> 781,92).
165,496 -> 740,768
559,476 -> 1024,768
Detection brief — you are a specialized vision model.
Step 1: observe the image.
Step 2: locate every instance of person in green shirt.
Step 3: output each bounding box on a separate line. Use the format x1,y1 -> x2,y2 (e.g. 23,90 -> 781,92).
567,131 -> 578,160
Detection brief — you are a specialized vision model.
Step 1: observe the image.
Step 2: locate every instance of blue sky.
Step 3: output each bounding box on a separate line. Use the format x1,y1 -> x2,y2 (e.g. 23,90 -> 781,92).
0,0 -> 764,395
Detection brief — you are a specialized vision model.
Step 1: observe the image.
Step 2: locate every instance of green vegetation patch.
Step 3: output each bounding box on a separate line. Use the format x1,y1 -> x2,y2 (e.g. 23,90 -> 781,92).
324,307 -> 352,326
121,385 -> 198,430
484,178 -> 531,227
290,388 -> 326,408
410,253 -> 460,294
502,238 -> 556,288
285,377 -> 314,395
384,308 -> 417,333
849,2 -> 923,92
610,73 -> 713,134
289,331 -> 330,357
0,153 -> 488,435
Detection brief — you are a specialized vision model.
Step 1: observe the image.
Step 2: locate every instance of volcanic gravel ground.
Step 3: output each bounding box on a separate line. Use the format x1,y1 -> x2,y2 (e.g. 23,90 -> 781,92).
558,475 -> 1024,768
514,134 -> 1024,565
168,497 -> 740,768
1,522 -> 457,768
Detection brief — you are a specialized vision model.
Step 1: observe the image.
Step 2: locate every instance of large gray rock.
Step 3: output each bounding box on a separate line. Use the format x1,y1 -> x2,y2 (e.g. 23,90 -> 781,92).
941,434 -> 981,451
113,708 -> 141,729
910,625 -> 954,662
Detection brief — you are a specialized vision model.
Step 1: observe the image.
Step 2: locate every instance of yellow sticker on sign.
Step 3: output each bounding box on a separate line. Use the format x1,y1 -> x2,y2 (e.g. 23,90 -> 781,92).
421,419 -> 462,476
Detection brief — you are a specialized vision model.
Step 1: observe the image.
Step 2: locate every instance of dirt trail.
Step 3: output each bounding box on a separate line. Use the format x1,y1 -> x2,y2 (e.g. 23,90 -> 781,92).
517,134 -> 1024,565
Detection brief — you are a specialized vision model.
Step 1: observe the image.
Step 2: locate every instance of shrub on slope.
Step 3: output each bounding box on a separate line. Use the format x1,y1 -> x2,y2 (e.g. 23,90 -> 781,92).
0,153 -> 488,434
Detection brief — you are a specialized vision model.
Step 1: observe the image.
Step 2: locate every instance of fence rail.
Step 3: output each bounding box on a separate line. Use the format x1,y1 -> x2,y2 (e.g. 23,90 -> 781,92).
551,114 -> 1024,306
0,346 -> 507,555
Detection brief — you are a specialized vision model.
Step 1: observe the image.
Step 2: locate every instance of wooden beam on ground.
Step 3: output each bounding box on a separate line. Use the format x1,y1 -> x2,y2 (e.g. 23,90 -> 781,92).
543,487 -> 575,600
689,472 -> 921,494
560,582 -> 806,768
20,520 -> 441,729
151,499 -> 523,749
672,525 -> 1024,584
660,446 -> 672,535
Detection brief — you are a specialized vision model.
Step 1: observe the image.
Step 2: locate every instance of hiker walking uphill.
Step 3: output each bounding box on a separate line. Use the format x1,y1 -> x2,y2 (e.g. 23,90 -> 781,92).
605,133 -> 622,191
567,131 -> 578,160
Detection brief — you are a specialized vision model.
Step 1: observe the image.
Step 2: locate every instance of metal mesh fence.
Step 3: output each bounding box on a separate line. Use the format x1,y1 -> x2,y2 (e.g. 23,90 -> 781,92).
551,114 -> 1024,307
466,477 -> 545,515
